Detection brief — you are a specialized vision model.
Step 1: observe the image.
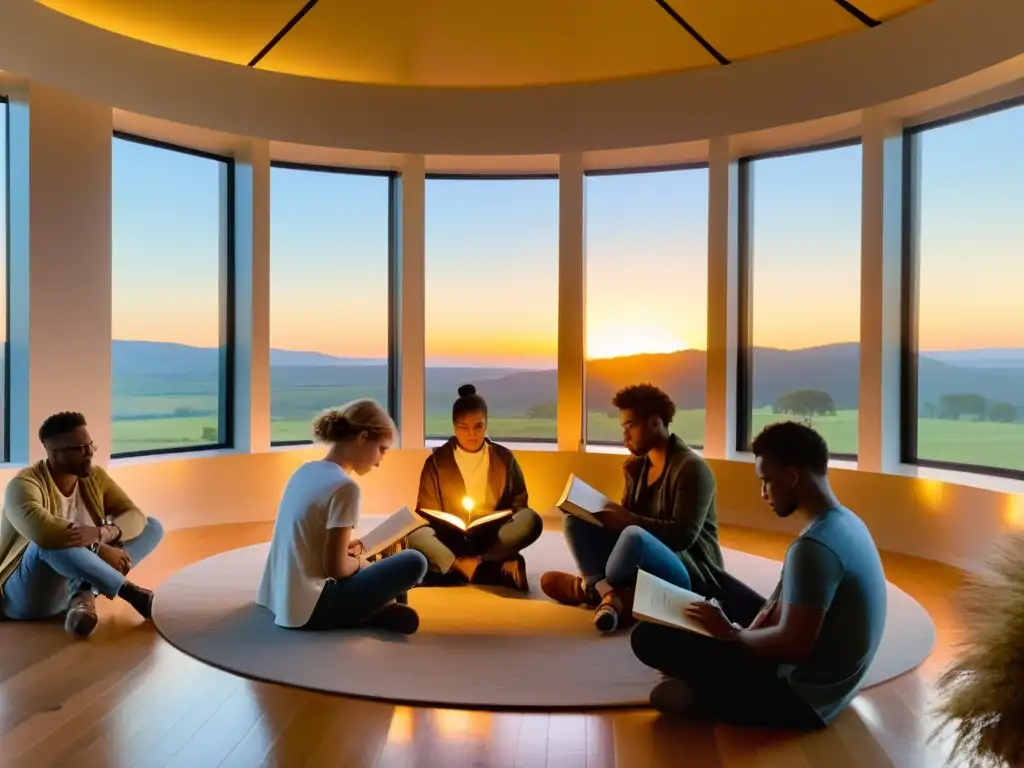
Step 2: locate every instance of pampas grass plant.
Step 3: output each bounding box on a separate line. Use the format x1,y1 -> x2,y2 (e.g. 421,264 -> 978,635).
932,530 -> 1024,768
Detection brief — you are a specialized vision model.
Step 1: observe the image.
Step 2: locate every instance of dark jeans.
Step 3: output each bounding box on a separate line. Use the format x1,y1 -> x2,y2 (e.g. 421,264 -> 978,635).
630,573 -> 826,730
563,516 -> 699,593
302,549 -> 428,631
408,508 -> 544,576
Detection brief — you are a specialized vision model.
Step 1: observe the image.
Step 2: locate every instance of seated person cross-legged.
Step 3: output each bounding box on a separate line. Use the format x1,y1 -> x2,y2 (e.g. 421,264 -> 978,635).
631,422 -> 888,729
408,385 -> 543,591
0,411 -> 164,639
542,384 -> 728,634
257,400 -> 429,635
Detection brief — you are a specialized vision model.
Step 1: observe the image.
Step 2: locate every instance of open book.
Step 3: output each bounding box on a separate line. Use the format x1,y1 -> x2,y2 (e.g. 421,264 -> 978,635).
554,474 -> 610,527
357,506 -> 428,558
419,507 -> 514,533
632,569 -> 715,638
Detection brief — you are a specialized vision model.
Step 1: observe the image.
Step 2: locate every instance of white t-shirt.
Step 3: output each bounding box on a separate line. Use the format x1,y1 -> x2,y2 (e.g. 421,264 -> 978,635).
454,444 -> 491,510
59,482 -> 93,527
256,461 -> 360,628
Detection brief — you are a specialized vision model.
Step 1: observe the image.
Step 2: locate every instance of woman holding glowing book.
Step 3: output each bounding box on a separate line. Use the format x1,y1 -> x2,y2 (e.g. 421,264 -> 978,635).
409,385 -> 543,590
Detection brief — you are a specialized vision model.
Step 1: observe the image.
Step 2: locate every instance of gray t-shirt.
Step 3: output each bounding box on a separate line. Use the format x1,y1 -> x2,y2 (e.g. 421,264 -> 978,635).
769,506 -> 887,724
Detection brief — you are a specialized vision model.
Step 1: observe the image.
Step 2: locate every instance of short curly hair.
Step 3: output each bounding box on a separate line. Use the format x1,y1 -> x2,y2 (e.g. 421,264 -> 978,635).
312,399 -> 396,445
751,421 -> 829,475
39,411 -> 87,443
612,384 -> 676,426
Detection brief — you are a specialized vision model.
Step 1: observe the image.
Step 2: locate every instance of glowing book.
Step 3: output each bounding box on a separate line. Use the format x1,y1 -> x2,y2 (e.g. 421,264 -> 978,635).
418,507 -> 514,533
632,569 -> 715,638
554,474 -> 609,527
358,506 -> 428,558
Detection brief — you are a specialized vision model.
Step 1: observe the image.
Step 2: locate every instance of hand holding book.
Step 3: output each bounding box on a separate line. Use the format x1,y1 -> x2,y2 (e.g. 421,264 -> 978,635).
594,501 -> 636,532
684,599 -> 740,640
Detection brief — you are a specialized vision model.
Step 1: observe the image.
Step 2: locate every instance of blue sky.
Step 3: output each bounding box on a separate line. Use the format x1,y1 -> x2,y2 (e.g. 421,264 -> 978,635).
8,101 -> 1021,367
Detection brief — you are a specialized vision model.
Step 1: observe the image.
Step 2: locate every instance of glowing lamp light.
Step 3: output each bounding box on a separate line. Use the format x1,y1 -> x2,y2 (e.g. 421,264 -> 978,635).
462,496 -> 476,513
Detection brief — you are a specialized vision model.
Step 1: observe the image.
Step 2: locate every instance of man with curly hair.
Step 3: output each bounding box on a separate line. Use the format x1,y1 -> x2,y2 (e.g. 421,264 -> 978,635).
0,411 -> 164,638
631,421 -> 887,727
541,383 -> 728,634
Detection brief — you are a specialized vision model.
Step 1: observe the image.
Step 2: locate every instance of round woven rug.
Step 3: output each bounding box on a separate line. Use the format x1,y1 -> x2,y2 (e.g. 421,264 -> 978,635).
152,532 -> 935,709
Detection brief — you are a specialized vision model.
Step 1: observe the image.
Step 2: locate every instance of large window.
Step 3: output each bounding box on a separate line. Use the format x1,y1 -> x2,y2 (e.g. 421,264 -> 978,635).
905,104 -> 1024,476
111,135 -> 233,456
425,176 -> 559,441
269,166 -> 392,444
585,167 -> 709,447
0,99 -> 7,460
739,143 -> 862,456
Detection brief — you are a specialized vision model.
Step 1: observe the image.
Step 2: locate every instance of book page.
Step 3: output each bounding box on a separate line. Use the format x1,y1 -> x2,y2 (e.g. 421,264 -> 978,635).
632,569 -> 715,638
556,475 -> 608,525
468,509 -> 514,530
419,508 -> 469,532
358,506 -> 428,558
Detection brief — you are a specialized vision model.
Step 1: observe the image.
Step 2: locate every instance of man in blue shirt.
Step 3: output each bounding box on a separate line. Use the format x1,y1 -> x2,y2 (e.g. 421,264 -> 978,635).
630,421 -> 888,728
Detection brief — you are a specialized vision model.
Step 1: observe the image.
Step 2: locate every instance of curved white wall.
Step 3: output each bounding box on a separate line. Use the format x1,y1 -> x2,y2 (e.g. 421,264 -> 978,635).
0,0 -> 1022,574
1,0 -> 1024,154
0,448 -> 1009,572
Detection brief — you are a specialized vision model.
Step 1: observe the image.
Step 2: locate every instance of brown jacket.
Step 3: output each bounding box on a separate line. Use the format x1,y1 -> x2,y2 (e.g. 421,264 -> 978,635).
416,438 -> 530,514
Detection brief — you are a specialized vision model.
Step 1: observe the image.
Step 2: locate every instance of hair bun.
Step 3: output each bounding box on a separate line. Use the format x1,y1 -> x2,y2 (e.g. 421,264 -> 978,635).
457,384 -> 477,398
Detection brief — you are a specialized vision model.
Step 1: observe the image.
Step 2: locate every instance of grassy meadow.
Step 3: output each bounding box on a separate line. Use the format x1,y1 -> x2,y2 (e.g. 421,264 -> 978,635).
111,396 -> 1024,473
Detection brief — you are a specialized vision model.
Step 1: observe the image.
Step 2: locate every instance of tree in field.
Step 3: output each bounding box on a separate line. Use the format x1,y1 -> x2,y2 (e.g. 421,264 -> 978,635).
921,401 -> 937,419
988,401 -> 1018,424
938,393 -> 988,421
526,402 -> 557,420
772,389 -> 837,427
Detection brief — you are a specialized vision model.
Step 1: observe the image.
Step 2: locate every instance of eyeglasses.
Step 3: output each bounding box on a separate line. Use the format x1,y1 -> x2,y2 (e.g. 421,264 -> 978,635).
58,441 -> 96,455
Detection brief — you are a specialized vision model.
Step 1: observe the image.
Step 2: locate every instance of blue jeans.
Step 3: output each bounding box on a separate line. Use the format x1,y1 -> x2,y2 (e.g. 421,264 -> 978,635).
563,516 -> 699,593
302,549 -> 428,630
2,516 -> 165,620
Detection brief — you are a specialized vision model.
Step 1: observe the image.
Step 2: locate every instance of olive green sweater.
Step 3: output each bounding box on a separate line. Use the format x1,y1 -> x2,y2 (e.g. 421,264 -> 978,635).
622,435 -> 725,594
0,460 -> 147,592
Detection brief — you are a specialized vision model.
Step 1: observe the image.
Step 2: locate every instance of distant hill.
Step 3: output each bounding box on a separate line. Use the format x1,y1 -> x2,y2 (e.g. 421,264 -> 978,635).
924,348 -> 1024,368
107,340 -> 1024,418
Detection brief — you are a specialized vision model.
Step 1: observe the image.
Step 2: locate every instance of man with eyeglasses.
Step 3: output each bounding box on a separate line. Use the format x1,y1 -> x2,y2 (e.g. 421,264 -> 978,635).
0,411 -> 164,637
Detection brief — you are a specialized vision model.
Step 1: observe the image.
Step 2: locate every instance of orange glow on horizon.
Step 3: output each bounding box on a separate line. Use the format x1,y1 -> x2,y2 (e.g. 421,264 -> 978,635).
587,326 -> 690,360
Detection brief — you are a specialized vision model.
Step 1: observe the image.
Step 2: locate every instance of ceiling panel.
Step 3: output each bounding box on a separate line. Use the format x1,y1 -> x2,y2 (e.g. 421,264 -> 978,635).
35,0 -> 938,87
39,0 -> 309,64
670,0 -> 862,63
854,0 -> 932,20
257,0 -> 718,87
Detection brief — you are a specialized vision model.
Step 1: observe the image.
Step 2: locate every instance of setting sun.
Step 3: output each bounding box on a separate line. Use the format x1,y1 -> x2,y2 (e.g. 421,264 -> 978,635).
587,326 -> 690,360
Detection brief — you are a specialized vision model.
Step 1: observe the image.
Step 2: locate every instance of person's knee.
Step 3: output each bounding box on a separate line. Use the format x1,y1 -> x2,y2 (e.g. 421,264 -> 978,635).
612,525 -> 646,563
619,525 -> 646,546
398,549 -> 429,583
517,508 -> 544,545
145,516 -> 165,542
406,527 -> 434,549
629,622 -> 658,665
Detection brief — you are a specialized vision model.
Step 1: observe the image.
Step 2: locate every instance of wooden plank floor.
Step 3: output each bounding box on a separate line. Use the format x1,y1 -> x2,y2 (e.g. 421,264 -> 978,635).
0,522 -> 967,768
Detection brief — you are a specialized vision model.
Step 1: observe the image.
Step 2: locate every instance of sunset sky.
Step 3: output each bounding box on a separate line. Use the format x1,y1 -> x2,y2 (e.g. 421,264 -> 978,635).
0,100 -> 1018,366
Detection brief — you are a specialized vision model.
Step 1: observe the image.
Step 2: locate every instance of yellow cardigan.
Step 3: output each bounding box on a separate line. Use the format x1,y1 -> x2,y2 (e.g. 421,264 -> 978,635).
0,460 -> 147,591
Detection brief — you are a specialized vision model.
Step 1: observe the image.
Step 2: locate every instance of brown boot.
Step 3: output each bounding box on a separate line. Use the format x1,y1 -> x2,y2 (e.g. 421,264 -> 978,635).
65,591 -> 98,638
593,588 -> 635,634
540,571 -> 600,607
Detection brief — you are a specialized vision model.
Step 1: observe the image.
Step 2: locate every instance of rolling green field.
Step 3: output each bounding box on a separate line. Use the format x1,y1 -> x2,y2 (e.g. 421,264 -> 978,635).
111,404 -> 1024,473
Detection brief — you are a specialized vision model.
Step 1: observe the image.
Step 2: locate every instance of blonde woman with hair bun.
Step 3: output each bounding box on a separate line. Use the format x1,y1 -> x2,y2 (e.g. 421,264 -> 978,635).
257,399 -> 428,634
